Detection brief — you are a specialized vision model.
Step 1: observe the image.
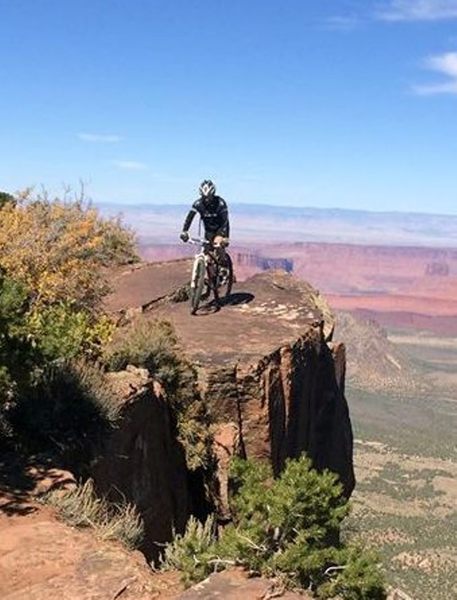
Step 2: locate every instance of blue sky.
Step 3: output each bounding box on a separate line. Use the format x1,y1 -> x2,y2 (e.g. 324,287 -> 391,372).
1,0 -> 457,213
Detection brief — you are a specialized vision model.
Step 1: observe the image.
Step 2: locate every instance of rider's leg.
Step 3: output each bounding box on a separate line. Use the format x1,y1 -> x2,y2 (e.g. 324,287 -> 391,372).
212,235 -> 229,264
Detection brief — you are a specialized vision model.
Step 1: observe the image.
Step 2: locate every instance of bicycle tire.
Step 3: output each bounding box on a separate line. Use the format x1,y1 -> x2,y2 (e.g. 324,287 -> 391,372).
190,257 -> 206,314
218,252 -> 234,300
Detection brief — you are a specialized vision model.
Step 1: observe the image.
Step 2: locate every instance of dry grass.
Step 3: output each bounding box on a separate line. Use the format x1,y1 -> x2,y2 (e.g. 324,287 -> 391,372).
70,359 -> 122,424
45,479 -> 144,549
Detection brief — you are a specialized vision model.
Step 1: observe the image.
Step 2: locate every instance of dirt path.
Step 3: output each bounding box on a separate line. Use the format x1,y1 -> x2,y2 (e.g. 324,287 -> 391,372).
0,457 -> 180,600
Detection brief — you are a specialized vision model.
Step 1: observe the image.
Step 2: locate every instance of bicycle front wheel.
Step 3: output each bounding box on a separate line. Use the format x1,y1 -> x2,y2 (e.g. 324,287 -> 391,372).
189,257 -> 206,315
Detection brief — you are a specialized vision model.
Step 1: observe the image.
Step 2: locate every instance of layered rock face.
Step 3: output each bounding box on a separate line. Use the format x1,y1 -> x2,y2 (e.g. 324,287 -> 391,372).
0,261 -> 356,598
234,252 -> 294,273
91,367 -> 190,561
195,282 -> 354,501
105,263 -> 355,526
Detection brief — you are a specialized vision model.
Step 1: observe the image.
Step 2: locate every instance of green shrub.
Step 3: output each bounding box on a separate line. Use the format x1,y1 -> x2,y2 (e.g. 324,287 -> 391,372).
162,455 -> 386,599
0,274 -> 34,446
174,399 -> 214,472
105,319 -> 183,390
0,275 -> 31,370
161,515 -> 218,587
0,367 -> 15,445
0,191 -> 137,455
219,456 -> 350,582
27,302 -> 115,362
316,545 -> 386,600
45,478 -> 144,549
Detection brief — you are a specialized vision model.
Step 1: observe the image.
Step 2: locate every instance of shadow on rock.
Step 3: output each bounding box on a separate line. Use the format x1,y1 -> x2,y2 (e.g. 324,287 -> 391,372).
0,453 -> 75,517
195,292 -> 255,315
220,292 -> 255,306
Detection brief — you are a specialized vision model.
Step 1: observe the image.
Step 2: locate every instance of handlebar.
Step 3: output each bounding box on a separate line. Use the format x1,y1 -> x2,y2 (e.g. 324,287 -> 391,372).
187,237 -> 211,246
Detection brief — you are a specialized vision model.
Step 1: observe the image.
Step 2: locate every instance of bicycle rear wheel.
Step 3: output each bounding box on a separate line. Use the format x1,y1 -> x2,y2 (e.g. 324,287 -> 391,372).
216,253 -> 234,301
189,257 -> 206,314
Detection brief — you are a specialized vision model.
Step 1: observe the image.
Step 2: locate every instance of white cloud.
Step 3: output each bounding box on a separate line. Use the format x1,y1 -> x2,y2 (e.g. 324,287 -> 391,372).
413,52 -> 457,95
78,132 -> 122,143
378,0 -> 457,21
113,160 -> 148,171
322,15 -> 361,31
426,52 -> 457,77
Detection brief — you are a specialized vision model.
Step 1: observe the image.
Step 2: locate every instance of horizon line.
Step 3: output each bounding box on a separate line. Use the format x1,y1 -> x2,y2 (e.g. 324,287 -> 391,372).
94,199 -> 457,220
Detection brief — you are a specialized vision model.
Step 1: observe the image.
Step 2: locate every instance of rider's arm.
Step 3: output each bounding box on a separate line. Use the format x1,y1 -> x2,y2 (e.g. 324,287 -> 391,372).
182,208 -> 197,232
217,199 -> 230,237
224,217 -> 230,238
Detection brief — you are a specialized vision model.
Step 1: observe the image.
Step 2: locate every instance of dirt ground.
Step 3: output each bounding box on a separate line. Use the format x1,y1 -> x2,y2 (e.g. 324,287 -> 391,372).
0,458 -> 182,600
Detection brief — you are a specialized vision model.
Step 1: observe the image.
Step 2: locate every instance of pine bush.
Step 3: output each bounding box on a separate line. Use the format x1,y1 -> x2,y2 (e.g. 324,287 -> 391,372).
161,516 -> 218,587
162,455 -> 386,599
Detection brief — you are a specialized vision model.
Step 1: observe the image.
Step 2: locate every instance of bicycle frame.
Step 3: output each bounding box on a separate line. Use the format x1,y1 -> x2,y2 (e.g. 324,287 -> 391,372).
188,237 -> 217,291
186,237 -> 233,314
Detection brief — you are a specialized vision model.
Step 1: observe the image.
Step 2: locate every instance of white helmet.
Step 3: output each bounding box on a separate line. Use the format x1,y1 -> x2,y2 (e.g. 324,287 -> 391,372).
199,179 -> 216,198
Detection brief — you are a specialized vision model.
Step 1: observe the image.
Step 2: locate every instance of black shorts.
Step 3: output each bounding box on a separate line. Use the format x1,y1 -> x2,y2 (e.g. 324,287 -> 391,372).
205,230 -> 227,242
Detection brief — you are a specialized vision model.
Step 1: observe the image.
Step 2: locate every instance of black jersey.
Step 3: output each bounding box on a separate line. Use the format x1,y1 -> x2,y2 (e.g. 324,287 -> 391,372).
182,195 -> 230,237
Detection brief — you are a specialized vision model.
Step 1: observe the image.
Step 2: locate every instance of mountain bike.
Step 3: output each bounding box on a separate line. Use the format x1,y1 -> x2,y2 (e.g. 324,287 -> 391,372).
188,237 -> 234,315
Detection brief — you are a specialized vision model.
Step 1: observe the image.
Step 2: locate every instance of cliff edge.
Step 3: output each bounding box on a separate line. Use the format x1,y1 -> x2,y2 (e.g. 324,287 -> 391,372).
106,261 -> 355,504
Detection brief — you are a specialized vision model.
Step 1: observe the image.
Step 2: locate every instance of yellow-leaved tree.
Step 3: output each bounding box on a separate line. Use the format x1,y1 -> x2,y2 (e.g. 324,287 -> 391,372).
0,189 -> 137,449
0,189 -> 138,310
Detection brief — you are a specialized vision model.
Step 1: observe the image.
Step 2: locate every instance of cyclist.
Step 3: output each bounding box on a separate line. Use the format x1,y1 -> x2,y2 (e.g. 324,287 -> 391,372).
180,180 -> 230,265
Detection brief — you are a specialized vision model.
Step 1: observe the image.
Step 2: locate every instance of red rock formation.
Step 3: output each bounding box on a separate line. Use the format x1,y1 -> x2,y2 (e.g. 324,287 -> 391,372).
203,326 -> 354,501
179,569 -> 311,599
0,259 -> 357,598
105,263 -> 355,518
241,242 -> 457,333
91,367 -> 190,562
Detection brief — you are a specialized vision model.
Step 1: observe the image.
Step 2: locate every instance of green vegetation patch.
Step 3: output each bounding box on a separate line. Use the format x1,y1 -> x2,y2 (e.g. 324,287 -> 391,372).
356,462 -> 447,504
0,190 -> 136,454
162,455 -> 386,599
351,440 -> 457,600
345,509 -> 457,600
349,387 -> 456,459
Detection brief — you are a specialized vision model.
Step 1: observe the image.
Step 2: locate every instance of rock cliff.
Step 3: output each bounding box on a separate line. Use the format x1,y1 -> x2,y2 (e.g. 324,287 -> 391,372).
90,367 -> 190,561
102,261 -> 355,543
